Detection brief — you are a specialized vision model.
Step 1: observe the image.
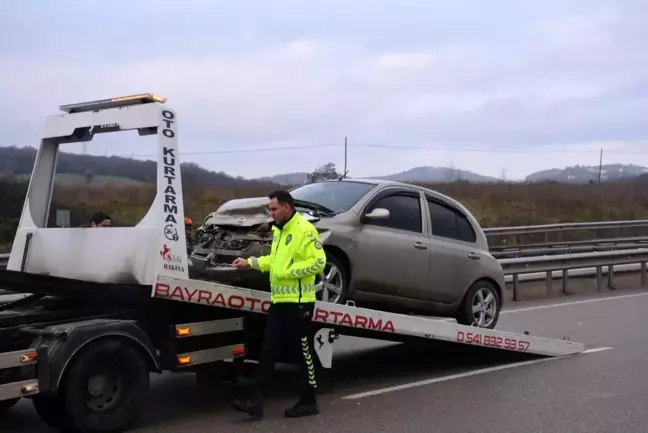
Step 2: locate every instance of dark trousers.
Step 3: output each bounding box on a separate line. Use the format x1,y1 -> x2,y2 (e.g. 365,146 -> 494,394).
255,302 -> 317,402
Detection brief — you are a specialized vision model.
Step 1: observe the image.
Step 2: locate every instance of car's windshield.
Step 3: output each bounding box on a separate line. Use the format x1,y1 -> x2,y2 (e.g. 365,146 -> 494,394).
290,181 -> 375,214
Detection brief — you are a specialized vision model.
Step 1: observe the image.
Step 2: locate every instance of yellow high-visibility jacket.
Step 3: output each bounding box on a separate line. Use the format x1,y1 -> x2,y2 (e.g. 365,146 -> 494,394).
248,211 -> 326,303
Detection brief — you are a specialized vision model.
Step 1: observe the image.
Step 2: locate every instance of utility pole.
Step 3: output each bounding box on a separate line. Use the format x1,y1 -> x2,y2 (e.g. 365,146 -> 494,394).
597,148 -> 603,183
344,136 -> 348,175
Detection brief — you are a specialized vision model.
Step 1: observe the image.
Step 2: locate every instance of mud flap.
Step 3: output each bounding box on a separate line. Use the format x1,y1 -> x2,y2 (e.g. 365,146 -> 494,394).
313,328 -> 337,369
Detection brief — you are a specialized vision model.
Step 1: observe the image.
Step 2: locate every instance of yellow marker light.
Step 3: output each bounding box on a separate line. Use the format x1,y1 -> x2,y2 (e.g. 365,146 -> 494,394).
22,384 -> 39,394
59,93 -> 167,113
232,345 -> 246,357
111,93 -> 167,104
21,352 -> 38,363
177,355 -> 192,365
176,327 -> 191,337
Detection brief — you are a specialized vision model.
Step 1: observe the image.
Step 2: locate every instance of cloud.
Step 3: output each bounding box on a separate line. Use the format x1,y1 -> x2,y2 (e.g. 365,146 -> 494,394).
1,0 -> 648,180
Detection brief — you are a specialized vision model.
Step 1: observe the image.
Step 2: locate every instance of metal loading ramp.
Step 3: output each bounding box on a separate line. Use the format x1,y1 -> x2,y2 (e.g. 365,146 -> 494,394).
153,275 -> 586,358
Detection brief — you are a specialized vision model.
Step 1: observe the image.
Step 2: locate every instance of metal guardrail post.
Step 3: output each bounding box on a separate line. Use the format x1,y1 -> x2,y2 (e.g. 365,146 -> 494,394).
0,254 -> 9,271
562,269 -> 568,295
596,266 -> 603,291
500,248 -> 648,299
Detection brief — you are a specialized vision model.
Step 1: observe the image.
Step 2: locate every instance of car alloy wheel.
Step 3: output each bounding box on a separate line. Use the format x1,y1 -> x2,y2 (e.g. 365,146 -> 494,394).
471,287 -> 498,328
315,262 -> 344,303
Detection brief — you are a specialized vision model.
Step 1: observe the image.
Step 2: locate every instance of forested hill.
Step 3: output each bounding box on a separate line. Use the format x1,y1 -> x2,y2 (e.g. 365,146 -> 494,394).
0,146 -> 269,187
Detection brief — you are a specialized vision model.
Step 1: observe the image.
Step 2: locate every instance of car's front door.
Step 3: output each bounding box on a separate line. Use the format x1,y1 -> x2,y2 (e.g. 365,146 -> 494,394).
424,195 -> 484,303
351,189 -> 431,299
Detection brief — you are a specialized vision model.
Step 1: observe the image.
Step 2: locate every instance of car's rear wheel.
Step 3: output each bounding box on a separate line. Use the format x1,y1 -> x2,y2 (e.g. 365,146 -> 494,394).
314,253 -> 349,304
456,280 -> 501,329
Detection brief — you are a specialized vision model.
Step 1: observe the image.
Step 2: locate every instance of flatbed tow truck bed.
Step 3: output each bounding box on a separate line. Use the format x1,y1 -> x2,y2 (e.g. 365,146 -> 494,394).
0,268 -> 586,432
0,93 -> 587,433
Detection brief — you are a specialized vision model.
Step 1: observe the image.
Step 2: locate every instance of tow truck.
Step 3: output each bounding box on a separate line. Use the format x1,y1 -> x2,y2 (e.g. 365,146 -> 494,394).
0,94 -> 586,433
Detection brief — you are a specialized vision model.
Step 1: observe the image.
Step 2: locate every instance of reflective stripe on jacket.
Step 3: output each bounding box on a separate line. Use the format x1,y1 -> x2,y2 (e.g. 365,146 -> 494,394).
247,211 -> 326,303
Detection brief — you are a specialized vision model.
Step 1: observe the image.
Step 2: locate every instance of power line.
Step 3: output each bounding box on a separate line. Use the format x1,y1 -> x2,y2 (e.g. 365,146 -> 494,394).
128,144 -> 339,158
350,143 -> 648,155
59,142 -> 648,159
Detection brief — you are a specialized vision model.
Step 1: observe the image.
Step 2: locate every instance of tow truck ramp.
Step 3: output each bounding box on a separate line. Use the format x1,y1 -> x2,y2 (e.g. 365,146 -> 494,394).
154,275 -> 586,359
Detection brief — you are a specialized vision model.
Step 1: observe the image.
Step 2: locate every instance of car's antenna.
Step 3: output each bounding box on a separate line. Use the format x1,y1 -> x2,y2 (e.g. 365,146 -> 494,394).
338,170 -> 349,180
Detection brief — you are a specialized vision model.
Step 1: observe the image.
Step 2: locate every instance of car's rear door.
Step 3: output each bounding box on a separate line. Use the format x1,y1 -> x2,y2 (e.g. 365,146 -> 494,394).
423,194 -> 484,303
351,188 -> 431,299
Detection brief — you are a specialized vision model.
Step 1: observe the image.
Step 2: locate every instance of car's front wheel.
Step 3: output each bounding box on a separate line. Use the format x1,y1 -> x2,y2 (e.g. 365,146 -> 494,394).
456,280 -> 501,329
314,253 -> 349,304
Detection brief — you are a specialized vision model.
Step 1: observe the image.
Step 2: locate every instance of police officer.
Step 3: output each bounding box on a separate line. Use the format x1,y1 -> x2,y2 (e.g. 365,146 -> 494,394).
231,189 -> 326,419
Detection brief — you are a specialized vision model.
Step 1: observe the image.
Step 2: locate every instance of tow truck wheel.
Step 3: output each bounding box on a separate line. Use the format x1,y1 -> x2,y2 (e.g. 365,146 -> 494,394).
59,338 -> 150,433
456,280 -> 501,329
32,394 -> 69,431
0,397 -> 20,413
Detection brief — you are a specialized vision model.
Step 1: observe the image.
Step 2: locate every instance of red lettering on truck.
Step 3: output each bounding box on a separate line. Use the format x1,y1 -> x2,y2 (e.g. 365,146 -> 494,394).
456,330 -> 531,352
155,283 -> 272,312
155,283 -> 395,332
314,308 -> 395,333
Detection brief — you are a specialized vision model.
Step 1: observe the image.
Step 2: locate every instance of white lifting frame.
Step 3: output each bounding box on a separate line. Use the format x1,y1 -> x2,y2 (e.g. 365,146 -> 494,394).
8,93 -> 190,286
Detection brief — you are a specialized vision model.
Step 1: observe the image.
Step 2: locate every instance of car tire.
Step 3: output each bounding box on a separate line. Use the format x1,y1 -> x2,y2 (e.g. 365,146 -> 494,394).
316,252 -> 349,304
59,338 -> 150,433
456,280 -> 501,329
0,397 -> 20,413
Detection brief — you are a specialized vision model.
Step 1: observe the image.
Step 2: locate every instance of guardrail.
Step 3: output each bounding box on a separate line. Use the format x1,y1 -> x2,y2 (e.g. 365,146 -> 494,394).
2,249 -> 648,303
484,219 -> 648,237
491,237 -> 648,258
489,235 -> 648,252
500,248 -> 648,301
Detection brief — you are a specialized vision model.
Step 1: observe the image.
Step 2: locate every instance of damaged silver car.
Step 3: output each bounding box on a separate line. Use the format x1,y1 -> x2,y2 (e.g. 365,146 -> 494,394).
188,179 -> 506,329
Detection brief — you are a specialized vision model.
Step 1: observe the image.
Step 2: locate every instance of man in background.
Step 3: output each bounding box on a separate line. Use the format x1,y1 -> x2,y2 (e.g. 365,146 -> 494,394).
90,212 -> 111,227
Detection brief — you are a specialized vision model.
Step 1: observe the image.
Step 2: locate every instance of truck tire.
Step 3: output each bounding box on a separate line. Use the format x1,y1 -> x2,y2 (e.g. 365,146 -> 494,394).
59,338 -> 150,433
32,395 -> 68,431
0,397 -> 19,413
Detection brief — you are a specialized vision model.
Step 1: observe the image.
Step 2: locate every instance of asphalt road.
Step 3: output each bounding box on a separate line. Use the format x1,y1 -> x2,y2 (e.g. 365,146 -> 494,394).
2,289 -> 648,433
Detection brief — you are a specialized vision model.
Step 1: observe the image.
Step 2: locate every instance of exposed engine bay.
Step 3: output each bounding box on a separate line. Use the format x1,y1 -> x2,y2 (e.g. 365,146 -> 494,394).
191,222 -> 273,270
187,196 -> 329,288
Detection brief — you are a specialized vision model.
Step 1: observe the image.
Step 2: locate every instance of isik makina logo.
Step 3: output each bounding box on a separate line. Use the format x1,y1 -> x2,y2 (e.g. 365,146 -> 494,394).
160,244 -> 185,272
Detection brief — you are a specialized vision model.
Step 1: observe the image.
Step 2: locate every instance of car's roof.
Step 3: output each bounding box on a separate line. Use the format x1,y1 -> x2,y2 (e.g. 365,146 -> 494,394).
320,178 -> 412,187
317,178 -> 469,211
319,177 -> 433,190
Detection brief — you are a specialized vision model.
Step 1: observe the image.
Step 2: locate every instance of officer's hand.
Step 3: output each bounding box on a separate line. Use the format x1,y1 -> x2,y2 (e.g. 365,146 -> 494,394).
232,257 -> 249,269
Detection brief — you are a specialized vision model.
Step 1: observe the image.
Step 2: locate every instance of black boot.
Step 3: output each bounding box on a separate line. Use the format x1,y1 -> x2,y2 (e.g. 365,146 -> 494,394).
284,386 -> 319,418
232,385 -> 264,420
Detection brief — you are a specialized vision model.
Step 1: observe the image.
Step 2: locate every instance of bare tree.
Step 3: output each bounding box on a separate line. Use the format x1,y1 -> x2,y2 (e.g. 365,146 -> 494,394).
307,162 -> 341,183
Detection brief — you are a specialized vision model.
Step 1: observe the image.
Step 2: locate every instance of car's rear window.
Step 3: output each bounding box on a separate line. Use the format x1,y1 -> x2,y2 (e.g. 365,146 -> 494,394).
290,181 -> 376,213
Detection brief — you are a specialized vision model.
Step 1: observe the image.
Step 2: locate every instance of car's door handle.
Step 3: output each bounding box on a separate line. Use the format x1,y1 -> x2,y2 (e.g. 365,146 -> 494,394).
413,242 -> 428,250
468,252 -> 480,260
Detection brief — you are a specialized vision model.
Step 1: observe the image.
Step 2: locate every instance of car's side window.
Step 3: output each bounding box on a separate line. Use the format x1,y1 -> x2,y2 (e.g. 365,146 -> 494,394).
367,193 -> 422,233
427,198 -> 476,243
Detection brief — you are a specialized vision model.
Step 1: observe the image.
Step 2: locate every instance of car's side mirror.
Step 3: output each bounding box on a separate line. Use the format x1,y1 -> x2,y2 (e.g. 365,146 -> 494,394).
363,208 -> 390,222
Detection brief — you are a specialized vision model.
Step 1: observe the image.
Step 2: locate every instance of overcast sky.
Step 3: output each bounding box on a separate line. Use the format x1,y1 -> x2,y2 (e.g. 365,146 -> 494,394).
2,0 -> 648,180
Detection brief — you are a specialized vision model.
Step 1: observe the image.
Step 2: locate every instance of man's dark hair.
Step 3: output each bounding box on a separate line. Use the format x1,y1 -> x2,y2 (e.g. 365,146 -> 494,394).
268,189 -> 294,207
91,212 -> 111,225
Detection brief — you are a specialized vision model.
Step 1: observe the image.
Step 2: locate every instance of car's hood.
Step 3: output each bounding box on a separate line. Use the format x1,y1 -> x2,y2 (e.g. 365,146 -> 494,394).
202,196 -> 320,228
